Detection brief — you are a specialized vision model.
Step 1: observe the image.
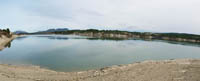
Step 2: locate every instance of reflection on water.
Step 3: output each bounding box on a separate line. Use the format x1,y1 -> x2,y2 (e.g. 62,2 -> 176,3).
15,36 -> 29,40
86,37 -> 200,47
36,36 -> 69,40
14,35 -> 200,47
2,35 -> 200,51
0,41 -> 12,51
154,40 -> 200,47
86,38 -> 127,41
4,42 -> 11,48
1,35 -> 200,72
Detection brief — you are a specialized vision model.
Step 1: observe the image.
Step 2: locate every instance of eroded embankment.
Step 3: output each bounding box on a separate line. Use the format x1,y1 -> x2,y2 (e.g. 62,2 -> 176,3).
0,59 -> 200,81
0,35 -> 18,50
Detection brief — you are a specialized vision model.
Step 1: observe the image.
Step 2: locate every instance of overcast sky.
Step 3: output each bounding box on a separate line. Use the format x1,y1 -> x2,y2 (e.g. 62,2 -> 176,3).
0,0 -> 200,34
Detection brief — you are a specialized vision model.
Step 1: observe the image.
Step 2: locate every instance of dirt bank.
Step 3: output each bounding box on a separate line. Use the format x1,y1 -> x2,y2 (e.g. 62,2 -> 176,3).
0,59 -> 200,81
0,35 -> 18,50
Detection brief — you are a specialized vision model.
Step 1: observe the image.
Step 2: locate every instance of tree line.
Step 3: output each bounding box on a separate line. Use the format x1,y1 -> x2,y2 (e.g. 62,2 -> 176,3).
0,28 -> 11,38
0,28 -> 10,34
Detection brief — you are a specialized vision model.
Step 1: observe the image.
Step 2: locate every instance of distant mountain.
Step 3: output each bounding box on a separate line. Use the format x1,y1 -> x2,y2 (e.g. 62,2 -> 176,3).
36,28 -> 69,33
14,31 -> 29,34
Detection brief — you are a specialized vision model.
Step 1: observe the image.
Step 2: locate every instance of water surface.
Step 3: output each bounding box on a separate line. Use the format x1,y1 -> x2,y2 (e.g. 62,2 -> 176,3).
0,35 -> 200,72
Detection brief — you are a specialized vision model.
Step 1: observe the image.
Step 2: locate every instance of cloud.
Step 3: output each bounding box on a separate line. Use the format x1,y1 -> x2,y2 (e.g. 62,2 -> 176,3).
0,0 -> 200,34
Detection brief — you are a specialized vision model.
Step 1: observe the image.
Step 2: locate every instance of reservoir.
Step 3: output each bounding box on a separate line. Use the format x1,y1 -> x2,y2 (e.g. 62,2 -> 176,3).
0,35 -> 200,72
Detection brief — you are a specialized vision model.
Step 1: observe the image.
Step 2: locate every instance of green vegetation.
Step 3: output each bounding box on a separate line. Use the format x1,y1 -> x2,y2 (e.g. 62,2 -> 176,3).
53,29 -> 130,34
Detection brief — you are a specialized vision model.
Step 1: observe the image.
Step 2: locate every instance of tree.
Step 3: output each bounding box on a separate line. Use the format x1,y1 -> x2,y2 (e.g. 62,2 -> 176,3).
6,28 -> 10,34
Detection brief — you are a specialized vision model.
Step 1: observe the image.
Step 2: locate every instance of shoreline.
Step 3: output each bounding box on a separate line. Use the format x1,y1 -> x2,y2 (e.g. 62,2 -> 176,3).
29,29 -> 200,43
1,35 -> 200,81
0,59 -> 200,81
0,35 -> 19,50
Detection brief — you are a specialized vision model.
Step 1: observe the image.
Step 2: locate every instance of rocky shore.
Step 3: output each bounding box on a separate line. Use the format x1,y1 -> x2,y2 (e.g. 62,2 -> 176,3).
0,59 -> 200,81
0,35 -> 18,50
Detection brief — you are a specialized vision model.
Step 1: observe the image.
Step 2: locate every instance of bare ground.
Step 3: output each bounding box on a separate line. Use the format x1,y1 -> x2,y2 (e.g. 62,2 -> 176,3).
0,59 -> 200,81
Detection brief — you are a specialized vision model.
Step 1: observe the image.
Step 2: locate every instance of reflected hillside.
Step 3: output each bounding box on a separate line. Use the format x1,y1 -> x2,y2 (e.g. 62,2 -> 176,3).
36,36 -> 69,40
15,36 -> 29,40
26,35 -> 200,47
86,37 -> 200,47
2,35 -> 200,52
0,41 -> 12,51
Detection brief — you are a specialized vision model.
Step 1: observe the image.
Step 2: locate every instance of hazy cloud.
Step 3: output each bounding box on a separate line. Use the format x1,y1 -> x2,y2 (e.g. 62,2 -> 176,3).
0,0 -> 200,34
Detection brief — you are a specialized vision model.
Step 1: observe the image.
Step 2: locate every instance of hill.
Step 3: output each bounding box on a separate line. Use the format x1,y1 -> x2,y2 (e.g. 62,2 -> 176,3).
14,31 -> 29,34
35,28 -> 69,34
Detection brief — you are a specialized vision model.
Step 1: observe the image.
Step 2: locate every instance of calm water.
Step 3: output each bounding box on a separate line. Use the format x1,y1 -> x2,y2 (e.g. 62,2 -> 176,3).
1,35 -> 200,72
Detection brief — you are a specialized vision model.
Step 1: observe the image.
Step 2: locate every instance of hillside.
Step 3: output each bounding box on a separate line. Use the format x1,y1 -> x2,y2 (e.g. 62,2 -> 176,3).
34,28 -> 69,34
13,31 -> 28,34
50,29 -> 200,43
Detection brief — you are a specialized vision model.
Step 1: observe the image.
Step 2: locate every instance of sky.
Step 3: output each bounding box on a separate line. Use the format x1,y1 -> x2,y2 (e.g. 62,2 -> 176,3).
0,0 -> 200,34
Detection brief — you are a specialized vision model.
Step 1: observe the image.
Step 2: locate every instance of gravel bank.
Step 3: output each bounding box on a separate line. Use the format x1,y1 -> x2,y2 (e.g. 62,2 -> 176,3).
0,59 -> 200,81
